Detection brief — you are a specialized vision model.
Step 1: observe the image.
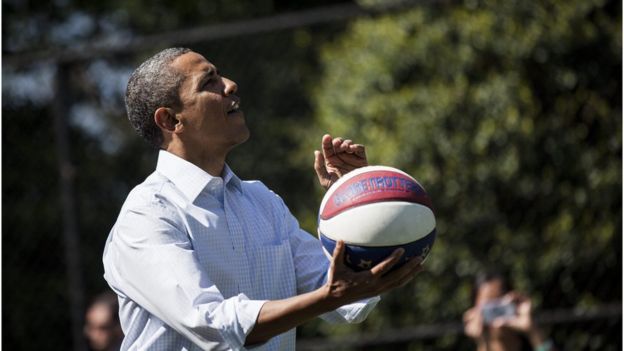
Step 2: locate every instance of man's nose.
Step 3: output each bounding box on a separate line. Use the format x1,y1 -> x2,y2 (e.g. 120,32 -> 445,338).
222,77 -> 238,96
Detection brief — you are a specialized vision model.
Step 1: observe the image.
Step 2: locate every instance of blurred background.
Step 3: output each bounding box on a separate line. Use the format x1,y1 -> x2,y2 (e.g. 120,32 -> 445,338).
2,0 -> 622,350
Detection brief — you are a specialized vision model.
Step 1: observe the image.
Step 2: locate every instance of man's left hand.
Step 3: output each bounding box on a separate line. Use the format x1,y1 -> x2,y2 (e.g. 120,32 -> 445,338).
314,134 -> 368,190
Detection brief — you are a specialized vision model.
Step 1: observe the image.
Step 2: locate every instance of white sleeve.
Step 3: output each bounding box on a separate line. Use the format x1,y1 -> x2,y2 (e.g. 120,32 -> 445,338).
103,196 -> 266,350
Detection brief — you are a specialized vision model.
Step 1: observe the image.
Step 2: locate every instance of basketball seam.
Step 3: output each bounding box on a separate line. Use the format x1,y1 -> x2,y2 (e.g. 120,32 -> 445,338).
319,229 -> 436,247
320,197 -> 433,220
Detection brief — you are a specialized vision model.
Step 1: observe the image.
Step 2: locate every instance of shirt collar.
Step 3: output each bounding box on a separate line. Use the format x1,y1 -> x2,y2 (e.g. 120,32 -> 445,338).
156,150 -> 243,201
221,163 -> 243,193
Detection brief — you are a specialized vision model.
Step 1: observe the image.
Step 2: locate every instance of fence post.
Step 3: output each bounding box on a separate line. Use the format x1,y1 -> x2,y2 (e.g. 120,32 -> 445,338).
52,62 -> 87,351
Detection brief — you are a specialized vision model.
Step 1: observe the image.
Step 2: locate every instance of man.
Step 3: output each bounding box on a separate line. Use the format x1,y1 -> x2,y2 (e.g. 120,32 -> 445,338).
103,47 -> 424,350
84,291 -> 124,351
463,271 -> 556,351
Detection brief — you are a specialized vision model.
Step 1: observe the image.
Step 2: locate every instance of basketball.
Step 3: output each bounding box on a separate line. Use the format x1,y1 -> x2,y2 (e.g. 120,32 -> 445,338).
318,165 -> 436,271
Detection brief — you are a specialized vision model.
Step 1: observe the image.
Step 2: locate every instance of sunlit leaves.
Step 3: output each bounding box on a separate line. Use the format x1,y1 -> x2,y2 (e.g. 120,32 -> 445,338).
306,1 -> 620,348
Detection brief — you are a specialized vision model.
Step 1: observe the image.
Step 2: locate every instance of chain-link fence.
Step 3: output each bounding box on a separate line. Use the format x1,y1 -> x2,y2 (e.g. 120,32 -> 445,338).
3,1 -> 621,350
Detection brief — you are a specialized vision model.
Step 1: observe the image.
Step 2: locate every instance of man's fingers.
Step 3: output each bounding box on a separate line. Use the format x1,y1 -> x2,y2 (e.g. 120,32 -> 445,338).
314,150 -> 328,178
314,150 -> 334,189
322,134 -> 366,158
382,256 -> 423,281
331,240 -> 346,268
350,144 -> 367,159
387,262 -> 424,289
340,139 -> 353,152
370,248 -> 404,276
322,134 -> 336,159
337,138 -> 367,166
399,260 -> 424,279
320,134 -> 368,176
331,137 -> 344,157
396,269 -> 419,287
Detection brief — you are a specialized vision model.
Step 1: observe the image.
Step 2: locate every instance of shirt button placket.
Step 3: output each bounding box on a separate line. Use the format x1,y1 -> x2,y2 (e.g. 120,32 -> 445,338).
223,187 -> 251,295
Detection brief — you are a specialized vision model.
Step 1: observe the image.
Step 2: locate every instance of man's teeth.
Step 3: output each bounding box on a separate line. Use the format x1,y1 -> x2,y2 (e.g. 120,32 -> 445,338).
229,101 -> 240,113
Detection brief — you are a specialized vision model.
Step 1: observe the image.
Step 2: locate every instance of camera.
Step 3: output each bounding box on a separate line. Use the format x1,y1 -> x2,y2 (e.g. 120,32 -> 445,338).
481,299 -> 516,324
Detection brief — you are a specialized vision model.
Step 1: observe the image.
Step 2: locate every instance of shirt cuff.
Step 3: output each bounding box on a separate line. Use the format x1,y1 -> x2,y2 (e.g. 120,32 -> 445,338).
340,295 -> 381,323
219,295 -> 267,350
320,295 -> 380,324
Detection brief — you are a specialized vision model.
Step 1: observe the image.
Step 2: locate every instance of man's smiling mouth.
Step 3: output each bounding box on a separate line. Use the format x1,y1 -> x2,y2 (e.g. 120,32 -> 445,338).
227,100 -> 241,114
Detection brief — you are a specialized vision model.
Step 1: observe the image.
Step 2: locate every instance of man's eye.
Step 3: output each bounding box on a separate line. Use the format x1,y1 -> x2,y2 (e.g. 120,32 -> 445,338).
203,79 -> 214,89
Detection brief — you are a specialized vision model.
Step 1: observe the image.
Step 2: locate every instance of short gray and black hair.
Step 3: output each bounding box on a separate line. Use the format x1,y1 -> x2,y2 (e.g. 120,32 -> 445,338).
125,47 -> 192,148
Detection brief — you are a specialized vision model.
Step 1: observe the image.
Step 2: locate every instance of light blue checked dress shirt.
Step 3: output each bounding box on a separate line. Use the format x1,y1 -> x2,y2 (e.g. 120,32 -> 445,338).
103,150 -> 379,351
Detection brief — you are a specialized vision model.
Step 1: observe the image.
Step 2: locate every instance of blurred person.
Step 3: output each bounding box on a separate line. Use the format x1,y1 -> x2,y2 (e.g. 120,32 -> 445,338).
103,47 -> 424,350
463,270 -> 557,351
84,291 -> 123,351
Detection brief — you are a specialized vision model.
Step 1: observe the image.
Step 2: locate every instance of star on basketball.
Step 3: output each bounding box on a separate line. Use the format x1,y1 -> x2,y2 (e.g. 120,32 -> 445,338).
357,259 -> 373,269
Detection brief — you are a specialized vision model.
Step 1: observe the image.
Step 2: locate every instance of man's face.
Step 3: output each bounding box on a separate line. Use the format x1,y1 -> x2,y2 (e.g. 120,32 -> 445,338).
170,51 -> 249,154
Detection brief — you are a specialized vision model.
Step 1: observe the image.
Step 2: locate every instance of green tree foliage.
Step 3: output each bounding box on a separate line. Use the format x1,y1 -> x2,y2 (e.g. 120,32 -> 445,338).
299,0 -> 621,348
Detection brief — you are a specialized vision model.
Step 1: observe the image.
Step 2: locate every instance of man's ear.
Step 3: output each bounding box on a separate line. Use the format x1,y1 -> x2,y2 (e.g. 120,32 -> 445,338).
154,107 -> 180,133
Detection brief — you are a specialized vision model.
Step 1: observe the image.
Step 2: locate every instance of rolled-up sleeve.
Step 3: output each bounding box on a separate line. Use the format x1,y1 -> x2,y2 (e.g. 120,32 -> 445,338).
103,195 -> 266,350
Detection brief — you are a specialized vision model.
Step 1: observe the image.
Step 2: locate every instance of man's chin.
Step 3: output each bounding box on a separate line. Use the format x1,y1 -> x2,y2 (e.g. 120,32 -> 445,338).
239,128 -> 251,144
231,128 -> 251,147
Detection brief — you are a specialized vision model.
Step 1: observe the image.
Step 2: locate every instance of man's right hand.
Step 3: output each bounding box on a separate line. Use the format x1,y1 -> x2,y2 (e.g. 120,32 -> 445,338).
322,240 -> 424,308
246,240 -> 423,347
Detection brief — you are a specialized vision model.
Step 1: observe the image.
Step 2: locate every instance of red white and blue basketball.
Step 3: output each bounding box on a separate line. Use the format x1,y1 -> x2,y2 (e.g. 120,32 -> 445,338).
318,165 -> 436,271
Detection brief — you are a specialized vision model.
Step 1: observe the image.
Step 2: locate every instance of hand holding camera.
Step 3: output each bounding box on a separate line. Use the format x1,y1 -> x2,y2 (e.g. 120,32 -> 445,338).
463,273 -> 556,351
485,292 -> 533,332
481,298 -> 516,325
463,291 -> 533,339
